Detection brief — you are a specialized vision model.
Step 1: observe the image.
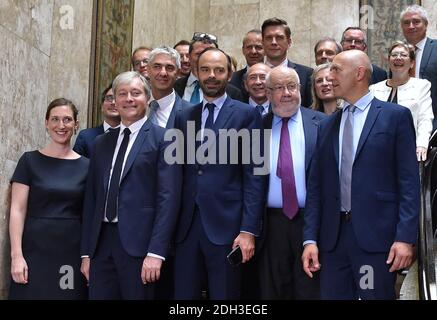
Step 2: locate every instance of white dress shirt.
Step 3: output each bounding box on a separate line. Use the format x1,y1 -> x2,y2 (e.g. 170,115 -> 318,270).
150,90 -> 176,128
413,37 -> 427,78
103,121 -> 120,132
248,97 -> 270,116
264,57 -> 288,68
183,72 -> 203,102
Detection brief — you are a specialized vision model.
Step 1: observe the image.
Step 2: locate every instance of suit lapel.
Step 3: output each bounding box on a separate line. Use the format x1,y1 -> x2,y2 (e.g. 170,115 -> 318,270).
419,38 -> 433,78
120,120 -> 152,181
102,128 -> 121,191
213,97 -> 235,131
166,95 -> 182,129
333,111 -> 342,167
354,99 -> 381,161
301,109 -> 318,172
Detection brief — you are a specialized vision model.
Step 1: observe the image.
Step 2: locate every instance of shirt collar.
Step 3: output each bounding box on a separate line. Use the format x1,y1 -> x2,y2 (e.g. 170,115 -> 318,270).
272,107 -> 301,126
248,97 -> 269,108
264,57 -> 288,68
414,37 -> 427,51
103,121 -> 120,132
343,91 -> 374,113
187,73 -> 198,87
120,115 -> 148,135
154,90 -> 176,111
202,93 -> 228,111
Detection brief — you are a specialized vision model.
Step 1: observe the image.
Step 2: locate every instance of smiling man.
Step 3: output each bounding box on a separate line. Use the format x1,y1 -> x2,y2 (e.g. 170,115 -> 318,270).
80,71 -> 181,300
147,46 -> 192,129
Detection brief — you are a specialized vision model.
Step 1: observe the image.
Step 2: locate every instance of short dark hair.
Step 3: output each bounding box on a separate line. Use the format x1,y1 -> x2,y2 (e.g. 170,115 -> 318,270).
341,27 -> 367,46
174,40 -> 190,49
261,17 -> 291,39
45,98 -> 78,122
314,37 -> 343,55
189,38 -> 218,54
131,46 -> 153,65
100,84 -> 113,103
197,47 -> 232,74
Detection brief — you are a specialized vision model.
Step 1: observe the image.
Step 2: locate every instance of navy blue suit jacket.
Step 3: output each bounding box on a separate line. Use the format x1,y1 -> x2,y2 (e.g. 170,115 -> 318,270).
165,94 -> 192,129
174,97 -> 265,245
304,98 -> 420,253
230,67 -> 249,102
420,37 -> 437,128
73,125 -> 104,158
370,64 -> 388,85
287,60 -> 313,108
81,121 -> 182,258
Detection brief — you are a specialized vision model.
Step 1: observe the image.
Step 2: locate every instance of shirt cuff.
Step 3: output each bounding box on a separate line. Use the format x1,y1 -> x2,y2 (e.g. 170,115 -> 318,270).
240,230 -> 257,237
147,253 -> 165,261
303,240 -> 317,247
81,255 -> 89,259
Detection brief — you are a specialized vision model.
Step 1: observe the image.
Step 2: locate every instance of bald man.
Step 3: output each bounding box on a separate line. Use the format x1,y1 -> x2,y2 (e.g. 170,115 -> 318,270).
244,63 -> 271,116
302,50 -> 420,299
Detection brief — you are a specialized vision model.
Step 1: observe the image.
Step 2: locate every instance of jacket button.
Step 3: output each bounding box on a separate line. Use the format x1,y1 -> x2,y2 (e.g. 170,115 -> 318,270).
198,170 -> 203,175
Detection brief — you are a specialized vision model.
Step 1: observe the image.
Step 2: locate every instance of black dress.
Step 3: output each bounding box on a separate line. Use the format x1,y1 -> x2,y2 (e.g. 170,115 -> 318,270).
9,151 -> 89,299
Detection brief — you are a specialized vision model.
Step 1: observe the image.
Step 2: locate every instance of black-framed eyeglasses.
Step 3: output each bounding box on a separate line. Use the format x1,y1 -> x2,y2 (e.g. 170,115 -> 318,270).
104,95 -> 115,102
192,32 -> 218,43
133,58 -> 149,68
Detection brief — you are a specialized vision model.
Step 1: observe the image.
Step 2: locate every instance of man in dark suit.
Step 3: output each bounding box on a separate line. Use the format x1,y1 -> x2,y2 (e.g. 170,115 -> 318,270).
258,66 -> 323,300
401,4 -> 437,129
173,33 -> 244,103
147,46 -> 192,129
244,63 -> 272,116
302,50 -> 420,300
80,71 -> 181,299
73,85 -> 120,158
340,27 -> 387,85
261,17 -> 313,108
230,29 -> 265,102
173,48 -> 265,299
314,37 -> 343,65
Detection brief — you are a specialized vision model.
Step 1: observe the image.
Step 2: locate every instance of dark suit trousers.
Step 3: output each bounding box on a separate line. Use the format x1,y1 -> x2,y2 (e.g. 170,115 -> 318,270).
89,223 -> 155,300
258,208 -> 320,300
319,215 -> 396,300
174,209 -> 241,300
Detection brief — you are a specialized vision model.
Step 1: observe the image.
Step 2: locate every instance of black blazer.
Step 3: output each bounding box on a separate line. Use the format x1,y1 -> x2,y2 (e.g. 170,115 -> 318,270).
174,75 -> 245,102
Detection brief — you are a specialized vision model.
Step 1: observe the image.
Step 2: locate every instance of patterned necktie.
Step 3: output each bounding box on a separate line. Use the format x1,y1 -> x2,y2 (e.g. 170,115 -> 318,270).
340,105 -> 356,212
256,105 -> 264,115
277,117 -> 299,219
190,80 -> 201,104
148,100 -> 159,124
105,127 -> 131,222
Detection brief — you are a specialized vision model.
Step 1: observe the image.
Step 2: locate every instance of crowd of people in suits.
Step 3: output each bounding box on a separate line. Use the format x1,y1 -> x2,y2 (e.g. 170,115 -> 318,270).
7,4 -> 437,300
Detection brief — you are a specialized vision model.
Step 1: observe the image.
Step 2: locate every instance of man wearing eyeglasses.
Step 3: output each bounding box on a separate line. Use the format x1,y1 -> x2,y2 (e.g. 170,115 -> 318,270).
73,85 -> 121,158
340,27 -> 387,85
173,47 -> 264,299
261,18 -> 313,108
257,66 -> 324,299
401,4 -> 437,129
174,32 -> 244,104
132,46 -> 153,80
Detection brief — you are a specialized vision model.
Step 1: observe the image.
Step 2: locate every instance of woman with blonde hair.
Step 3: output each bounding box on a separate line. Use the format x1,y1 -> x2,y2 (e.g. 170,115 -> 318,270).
311,63 -> 342,115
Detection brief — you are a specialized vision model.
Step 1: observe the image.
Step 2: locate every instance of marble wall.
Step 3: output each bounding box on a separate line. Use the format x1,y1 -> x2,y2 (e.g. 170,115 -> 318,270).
0,0 -> 93,299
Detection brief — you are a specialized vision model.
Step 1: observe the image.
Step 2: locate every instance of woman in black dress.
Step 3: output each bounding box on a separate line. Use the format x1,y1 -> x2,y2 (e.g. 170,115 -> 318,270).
9,98 -> 89,299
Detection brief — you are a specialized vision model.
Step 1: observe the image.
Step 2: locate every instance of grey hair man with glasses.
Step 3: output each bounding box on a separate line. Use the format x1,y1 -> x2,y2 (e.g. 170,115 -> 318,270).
174,32 -> 244,103
257,66 -> 324,299
401,4 -> 437,129
73,84 -> 121,158
132,46 -> 153,80
340,27 -> 387,85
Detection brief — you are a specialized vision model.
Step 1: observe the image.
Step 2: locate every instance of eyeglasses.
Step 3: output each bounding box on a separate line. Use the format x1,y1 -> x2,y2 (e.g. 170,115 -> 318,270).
268,83 -> 299,93
49,116 -> 75,125
342,38 -> 365,46
133,58 -> 149,68
104,95 -> 115,102
389,52 -> 410,59
192,32 -> 218,43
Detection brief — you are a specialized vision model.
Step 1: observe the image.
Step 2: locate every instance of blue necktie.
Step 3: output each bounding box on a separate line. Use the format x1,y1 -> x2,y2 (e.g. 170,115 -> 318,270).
105,128 -> 131,222
256,105 -> 264,115
148,100 -> 159,124
190,80 -> 200,104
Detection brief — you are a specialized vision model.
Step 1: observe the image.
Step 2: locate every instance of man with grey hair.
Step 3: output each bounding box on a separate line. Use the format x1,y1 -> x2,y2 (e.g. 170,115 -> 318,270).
80,71 -> 182,299
314,37 -> 342,65
147,46 -> 192,128
257,66 -> 324,299
340,27 -> 387,85
401,4 -> 437,128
